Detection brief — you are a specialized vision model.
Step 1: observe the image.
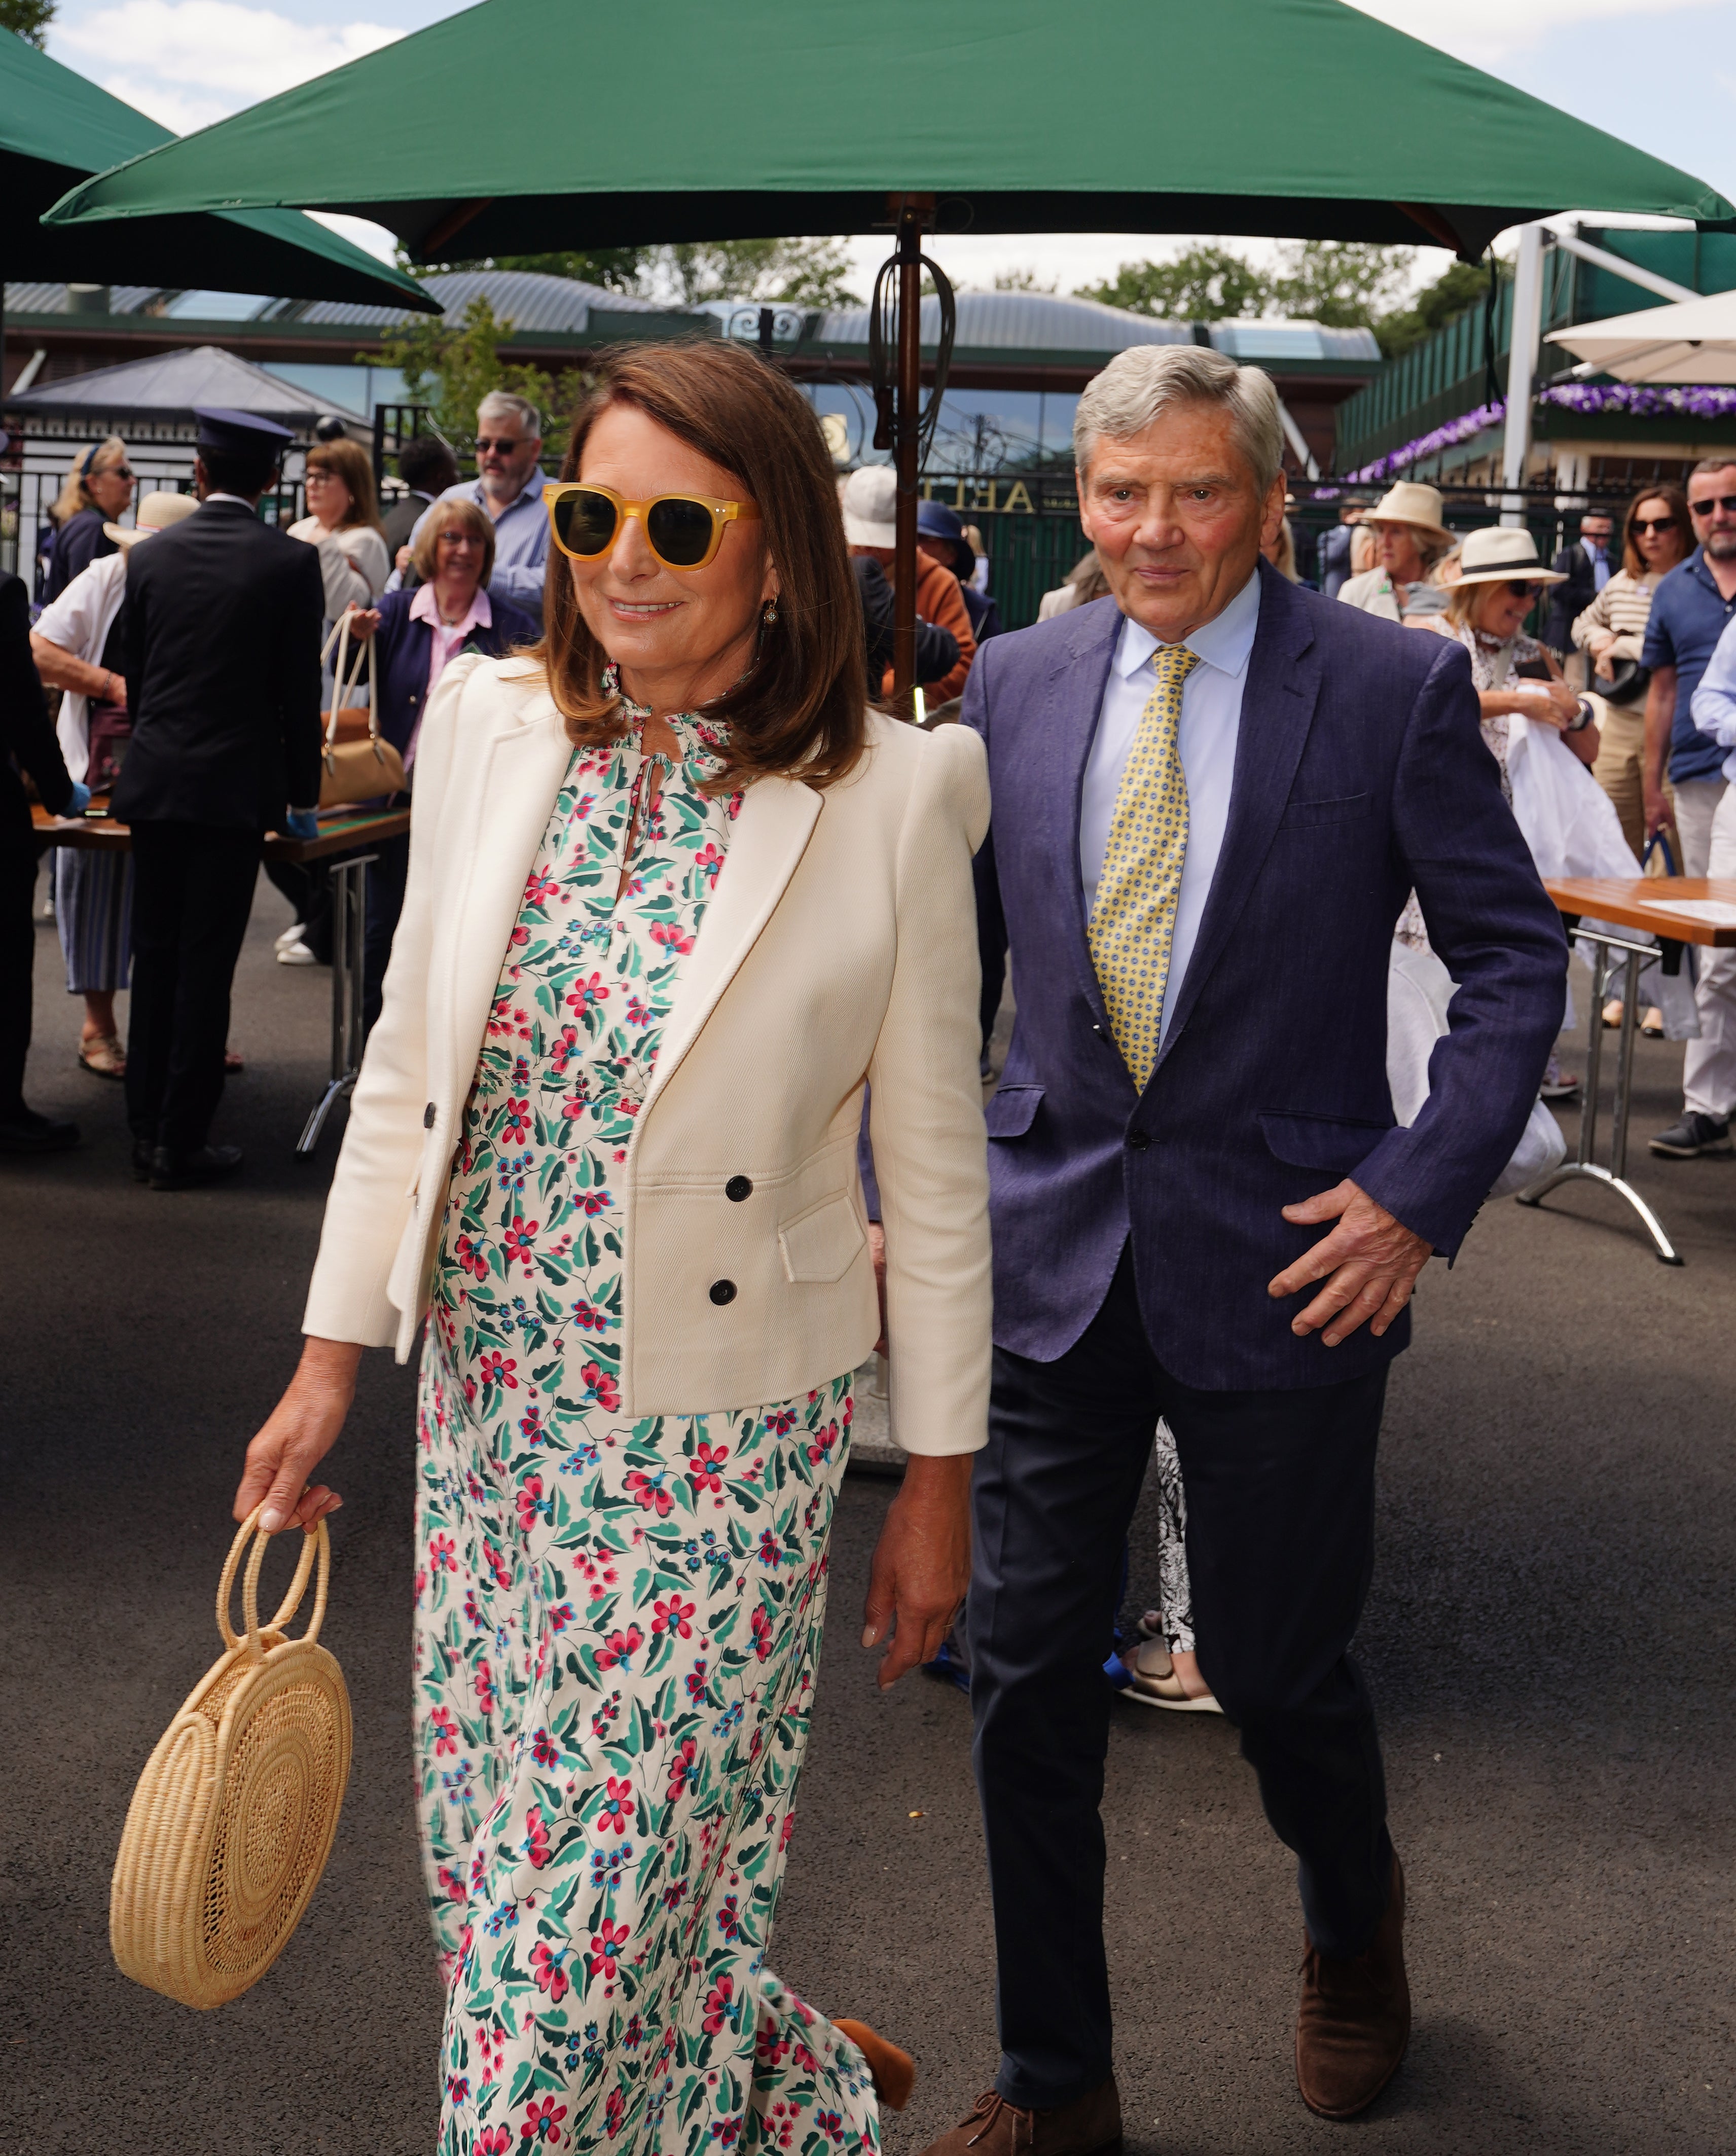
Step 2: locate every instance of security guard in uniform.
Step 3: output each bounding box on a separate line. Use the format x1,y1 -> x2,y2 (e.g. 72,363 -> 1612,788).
118,407 -> 323,1188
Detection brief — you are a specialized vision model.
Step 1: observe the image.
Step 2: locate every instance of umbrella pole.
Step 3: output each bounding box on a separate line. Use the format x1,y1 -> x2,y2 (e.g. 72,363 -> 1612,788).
891,200 -> 922,722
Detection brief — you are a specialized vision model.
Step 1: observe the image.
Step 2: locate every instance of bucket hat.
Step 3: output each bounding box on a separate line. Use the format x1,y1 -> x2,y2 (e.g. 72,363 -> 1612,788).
1364,480 -> 1453,547
841,465 -> 897,548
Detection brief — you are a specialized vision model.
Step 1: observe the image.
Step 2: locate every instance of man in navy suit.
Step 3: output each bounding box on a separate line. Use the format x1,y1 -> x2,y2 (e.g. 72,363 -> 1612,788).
920,348 -> 1566,2154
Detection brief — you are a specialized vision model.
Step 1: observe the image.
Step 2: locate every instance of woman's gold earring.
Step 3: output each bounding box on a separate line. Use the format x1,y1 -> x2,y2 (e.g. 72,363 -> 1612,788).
762,600 -> 778,628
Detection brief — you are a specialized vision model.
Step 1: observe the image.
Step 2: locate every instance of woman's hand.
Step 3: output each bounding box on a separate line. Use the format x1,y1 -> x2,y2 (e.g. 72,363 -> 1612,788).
1588,628 -> 1619,661
345,606 -> 382,643
1517,680 -> 1585,729
234,1337 -> 364,1533
861,1452 -> 973,1689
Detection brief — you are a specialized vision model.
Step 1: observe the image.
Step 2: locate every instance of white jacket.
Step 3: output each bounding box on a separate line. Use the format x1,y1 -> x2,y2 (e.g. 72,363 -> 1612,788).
303,655 -> 993,1458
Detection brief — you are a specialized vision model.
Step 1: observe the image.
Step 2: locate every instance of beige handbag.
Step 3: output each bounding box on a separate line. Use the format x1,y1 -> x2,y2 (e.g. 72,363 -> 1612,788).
318,607 -> 407,809
111,1508 -> 353,2009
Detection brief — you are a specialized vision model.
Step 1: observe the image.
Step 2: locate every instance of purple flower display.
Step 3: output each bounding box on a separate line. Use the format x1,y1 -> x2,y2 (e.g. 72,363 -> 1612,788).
1345,382 -> 1736,484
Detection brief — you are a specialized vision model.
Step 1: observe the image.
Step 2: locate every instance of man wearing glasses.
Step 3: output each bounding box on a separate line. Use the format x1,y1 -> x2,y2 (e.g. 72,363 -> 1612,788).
388,390 -> 549,610
1642,459 -> 1736,1157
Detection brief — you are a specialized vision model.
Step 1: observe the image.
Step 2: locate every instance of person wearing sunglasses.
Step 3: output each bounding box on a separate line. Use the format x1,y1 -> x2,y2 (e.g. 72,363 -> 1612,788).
41,436 -> 133,606
1640,459 -> 1736,1159
387,388 -> 550,610
235,340 -> 990,2154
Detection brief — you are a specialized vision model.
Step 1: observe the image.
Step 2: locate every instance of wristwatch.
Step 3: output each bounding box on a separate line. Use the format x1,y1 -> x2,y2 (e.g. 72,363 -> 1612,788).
1567,698 -> 1594,733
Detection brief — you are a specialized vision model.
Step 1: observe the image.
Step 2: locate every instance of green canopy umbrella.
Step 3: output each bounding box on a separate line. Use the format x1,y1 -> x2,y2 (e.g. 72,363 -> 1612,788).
47,0 -> 1727,700
0,31 -> 433,306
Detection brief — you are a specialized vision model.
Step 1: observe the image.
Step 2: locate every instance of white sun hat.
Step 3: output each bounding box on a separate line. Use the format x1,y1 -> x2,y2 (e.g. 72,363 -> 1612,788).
1363,480 -> 1453,547
840,465 -> 897,548
1452,525 -> 1568,586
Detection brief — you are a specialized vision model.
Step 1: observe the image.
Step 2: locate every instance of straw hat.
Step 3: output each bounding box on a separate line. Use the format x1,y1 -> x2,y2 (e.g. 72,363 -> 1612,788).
1451,526 -> 1568,586
841,465 -> 897,548
1363,480 -> 1453,546
105,489 -> 198,547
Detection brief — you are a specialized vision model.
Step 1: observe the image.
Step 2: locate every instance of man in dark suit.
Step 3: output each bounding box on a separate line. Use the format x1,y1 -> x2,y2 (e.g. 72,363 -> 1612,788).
921,347 -> 1565,2154
1544,508 -> 1613,654
117,407 -> 323,1189
0,570 -> 87,1150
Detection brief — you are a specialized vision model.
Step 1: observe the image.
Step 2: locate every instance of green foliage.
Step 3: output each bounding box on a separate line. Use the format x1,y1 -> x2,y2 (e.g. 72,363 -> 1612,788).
0,0 -> 53,46
1079,244 -> 1271,321
1374,257 -> 1503,360
992,266 -> 1057,293
641,236 -> 860,308
1265,240 -> 1416,328
366,294 -> 592,446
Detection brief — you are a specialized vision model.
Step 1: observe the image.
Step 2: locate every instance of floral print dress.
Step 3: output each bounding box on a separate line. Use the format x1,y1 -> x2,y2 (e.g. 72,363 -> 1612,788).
414,679 -> 877,2156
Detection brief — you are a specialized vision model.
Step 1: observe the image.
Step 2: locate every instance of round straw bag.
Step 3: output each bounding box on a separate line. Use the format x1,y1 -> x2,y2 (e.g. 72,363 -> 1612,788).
111,1508 -> 352,2008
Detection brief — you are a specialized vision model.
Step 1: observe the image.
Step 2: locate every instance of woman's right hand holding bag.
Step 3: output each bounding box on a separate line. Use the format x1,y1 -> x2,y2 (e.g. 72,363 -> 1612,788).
235,1337 -> 361,1532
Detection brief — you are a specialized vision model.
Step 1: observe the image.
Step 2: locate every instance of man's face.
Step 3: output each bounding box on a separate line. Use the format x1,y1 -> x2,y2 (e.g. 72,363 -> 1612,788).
1581,515 -> 1613,550
1077,400 -> 1284,641
1688,466 -> 1736,562
474,413 -> 540,500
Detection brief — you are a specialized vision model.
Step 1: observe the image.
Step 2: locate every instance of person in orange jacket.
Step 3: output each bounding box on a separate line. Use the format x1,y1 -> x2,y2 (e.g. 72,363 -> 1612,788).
841,466 -> 975,704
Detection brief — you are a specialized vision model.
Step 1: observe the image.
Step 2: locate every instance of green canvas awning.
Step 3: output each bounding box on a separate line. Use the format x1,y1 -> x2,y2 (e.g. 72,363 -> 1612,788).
41,0 -> 1733,265
2,32 -> 435,307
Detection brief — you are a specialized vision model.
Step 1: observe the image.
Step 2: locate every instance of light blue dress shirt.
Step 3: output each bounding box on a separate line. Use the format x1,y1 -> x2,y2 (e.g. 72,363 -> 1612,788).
1689,608 -> 1736,782
1585,535 -> 1612,594
1080,568 -> 1262,1046
388,470 -> 550,608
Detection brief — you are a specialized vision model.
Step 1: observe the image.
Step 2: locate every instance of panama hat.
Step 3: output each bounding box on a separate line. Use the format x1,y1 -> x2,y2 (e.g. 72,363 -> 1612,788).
106,489 -> 198,547
1363,480 -> 1453,546
1451,525 -> 1568,586
841,465 -> 897,548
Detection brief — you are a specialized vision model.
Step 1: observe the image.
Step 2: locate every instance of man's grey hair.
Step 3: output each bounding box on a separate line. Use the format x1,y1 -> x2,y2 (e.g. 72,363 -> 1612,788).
477,388 -> 543,442
1074,345 -> 1284,491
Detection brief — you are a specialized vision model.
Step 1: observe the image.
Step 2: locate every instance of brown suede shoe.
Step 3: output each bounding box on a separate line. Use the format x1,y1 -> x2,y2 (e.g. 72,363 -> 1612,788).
1295,1853 -> 1410,2119
916,2078 -> 1122,2156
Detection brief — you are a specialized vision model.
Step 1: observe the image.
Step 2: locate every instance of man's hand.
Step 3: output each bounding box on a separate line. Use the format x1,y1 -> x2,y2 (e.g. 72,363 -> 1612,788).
866,1221 -> 887,1355
861,1452 -> 972,1689
1268,1178 -> 1430,1347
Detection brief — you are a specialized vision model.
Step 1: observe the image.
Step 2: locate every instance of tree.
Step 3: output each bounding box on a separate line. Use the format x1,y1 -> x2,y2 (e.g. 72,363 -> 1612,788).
638,236 -> 860,309
367,294 -> 590,444
992,266 -> 1057,293
1373,257 -> 1502,361
428,247 -> 647,293
0,0 -> 53,47
1266,240 -> 1416,329
1077,244 -> 1272,321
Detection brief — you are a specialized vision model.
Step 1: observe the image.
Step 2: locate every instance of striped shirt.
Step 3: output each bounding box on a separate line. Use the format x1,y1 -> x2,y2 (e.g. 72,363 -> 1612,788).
1571,569 -> 1660,703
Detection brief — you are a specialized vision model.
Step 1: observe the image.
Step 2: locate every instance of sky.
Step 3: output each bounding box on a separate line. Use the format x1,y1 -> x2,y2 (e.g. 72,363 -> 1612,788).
40,0 -> 1736,298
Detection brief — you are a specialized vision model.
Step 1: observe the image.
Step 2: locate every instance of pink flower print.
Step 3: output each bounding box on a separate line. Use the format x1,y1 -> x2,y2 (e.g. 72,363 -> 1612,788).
779,1810 -> 796,1852
683,1658 -> 709,1703
523,1805 -> 551,1869
716,1893 -> 741,1941
806,1421 -> 838,1466
475,1658 -> 496,1711
547,1601 -> 575,1632
478,1350 -> 518,1391
596,1624 -> 643,1673
652,1594 -> 695,1639
815,2112 -> 846,2146
711,2118 -> 742,2149
626,994 -> 653,1026
484,1540 -> 514,1590
597,1776 -> 635,1833
429,1533 -> 458,1573
694,841 -> 725,885
501,1214 -> 539,1269
531,1727 -> 560,1768
579,1185 -> 612,1215
750,1604 -> 773,1664
478,2130 -> 513,2155
502,1096 -> 532,1140
589,1914 -> 630,1980
453,1232 -> 488,1281
756,1527 -> 784,1568
566,971 -> 609,1016
518,1403 -> 546,1446
528,1942 -> 569,2007
604,2087 -> 626,2139
437,1860 -> 466,1904
431,1704 -> 459,1756
571,1298 -> 607,1333
509,923 -> 530,949
464,1587 -> 485,1628
686,1440 -> 729,1496
667,1736 -> 697,1802
522,867 -> 559,911
757,2026 -> 791,2067
624,1468 -> 672,1518
581,1361 -> 621,1412
649,921 -> 695,956
590,1690 -> 621,1737
763,1409 -> 795,1436
515,1476 -> 551,1531
702,1975 -> 735,2035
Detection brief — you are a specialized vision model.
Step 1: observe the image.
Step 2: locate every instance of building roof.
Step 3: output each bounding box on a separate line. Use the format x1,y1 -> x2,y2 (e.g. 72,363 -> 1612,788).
7,343 -> 366,432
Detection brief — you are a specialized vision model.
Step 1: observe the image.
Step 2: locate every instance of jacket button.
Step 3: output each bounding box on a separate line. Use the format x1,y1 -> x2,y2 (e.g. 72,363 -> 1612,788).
725,1175 -> 752,1202
1126,1130 -> 1151,1152
709,1279 -> 737,1306
423,1101 -> 437,1128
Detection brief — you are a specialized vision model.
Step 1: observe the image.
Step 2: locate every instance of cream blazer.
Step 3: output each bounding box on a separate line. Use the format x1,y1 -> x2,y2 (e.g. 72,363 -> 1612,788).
302,654 -> 992,1458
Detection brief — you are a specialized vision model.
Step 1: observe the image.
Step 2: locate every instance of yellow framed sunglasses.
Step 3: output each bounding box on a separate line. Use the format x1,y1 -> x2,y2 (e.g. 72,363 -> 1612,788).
542,481 -> 761,572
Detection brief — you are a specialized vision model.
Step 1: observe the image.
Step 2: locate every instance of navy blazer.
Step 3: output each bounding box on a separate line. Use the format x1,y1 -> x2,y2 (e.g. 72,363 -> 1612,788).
966,559 -> 1567,1392
368,587 -> 541,759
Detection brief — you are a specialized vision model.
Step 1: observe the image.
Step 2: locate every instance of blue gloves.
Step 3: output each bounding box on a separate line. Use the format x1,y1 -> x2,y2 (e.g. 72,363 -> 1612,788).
285,807 -> 320,841
64,780 -> 91,817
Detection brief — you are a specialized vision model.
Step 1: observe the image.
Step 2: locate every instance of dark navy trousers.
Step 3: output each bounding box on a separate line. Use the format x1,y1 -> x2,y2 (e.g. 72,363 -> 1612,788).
968,1246 -> 1393,2110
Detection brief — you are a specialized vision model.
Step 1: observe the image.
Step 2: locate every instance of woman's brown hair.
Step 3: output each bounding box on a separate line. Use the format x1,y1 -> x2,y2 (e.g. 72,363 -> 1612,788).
537,341 -> 865,791
306,437 -> 383,535
411,494 -> 495,587
1621,485 -> 1691,579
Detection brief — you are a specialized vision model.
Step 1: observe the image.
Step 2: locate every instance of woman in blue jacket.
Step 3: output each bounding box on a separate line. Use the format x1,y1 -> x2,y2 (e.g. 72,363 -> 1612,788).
348,495 -> 540,1025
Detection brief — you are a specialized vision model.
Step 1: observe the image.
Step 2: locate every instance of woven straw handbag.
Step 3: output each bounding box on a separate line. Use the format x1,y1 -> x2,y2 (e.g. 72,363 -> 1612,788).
111,1509 -> 353,2009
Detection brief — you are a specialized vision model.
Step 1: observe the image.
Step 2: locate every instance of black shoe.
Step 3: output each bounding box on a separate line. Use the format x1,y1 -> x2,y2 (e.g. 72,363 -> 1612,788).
131,1140 -> 155,1182
1649,1111 -> 1732,1160
0,1107 -> 80,1154
149,1143 -> 243,1190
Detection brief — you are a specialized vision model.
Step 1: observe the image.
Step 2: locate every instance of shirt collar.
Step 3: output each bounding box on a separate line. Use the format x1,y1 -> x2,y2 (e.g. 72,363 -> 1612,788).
469,468 -> 547,514
1112,565 -> 1262,681
410,580 -> 491,634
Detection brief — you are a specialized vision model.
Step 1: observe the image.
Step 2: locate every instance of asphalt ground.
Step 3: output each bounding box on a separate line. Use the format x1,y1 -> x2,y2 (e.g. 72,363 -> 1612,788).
3,870 -> 1734,2156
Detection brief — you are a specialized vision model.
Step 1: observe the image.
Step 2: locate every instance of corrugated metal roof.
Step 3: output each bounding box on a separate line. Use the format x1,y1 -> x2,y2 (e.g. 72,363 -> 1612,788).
1210,320 -> 1381,362
294,268 -> 672,331
7,342 -> 366,424
6,282 -> 168,315
814,290 -> 1198,351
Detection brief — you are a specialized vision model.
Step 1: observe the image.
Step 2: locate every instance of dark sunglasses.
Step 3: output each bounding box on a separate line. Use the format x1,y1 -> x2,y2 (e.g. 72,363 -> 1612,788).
544,482 -> 760,572
474,436 -> 530,454
1689,494 -> 1736,518
1631,517 -> 1680,535
1504,579 -> 1548,598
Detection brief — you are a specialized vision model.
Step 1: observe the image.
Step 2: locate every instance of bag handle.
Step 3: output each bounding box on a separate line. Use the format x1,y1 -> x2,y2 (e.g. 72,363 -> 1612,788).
321,606 -> 387,769
1643,830 -> 1679,879
216,1505 -> 331,1662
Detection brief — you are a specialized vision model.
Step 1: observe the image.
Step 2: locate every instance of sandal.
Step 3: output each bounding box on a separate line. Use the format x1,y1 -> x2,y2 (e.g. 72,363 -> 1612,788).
1119,1638 -> 1223,1714
78,1032 -> 126,1079
1642,1008 -> 1665,1038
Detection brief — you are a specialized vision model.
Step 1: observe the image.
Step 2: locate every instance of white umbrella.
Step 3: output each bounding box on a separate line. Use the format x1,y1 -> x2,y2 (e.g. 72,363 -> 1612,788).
1547,289 -> 1736,385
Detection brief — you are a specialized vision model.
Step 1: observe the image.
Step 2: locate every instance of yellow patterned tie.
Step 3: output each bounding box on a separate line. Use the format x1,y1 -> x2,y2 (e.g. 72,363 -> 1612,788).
1089,641 -> 1202,1089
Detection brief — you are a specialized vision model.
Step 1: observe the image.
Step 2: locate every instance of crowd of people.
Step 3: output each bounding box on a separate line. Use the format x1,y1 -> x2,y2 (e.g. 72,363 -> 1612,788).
6,330 -> 1736,2152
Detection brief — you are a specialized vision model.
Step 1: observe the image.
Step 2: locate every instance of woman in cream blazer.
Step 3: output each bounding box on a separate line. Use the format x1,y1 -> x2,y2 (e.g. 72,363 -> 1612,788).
235,343 -> 988,2152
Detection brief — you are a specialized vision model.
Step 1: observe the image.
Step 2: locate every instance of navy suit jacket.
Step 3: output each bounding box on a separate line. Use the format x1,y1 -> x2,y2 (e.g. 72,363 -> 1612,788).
966,559 -> 1567,1392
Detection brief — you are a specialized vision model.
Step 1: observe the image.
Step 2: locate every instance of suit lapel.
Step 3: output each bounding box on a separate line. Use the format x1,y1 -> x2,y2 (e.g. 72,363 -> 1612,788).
641,772 -> 823,1116
1156,565 -> 1322,1067
1046,600 -> 1122,1029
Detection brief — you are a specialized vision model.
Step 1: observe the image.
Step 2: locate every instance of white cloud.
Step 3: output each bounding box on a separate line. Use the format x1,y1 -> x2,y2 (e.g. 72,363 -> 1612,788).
55,1 -> 401,116
1341,0 -> 1721,64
